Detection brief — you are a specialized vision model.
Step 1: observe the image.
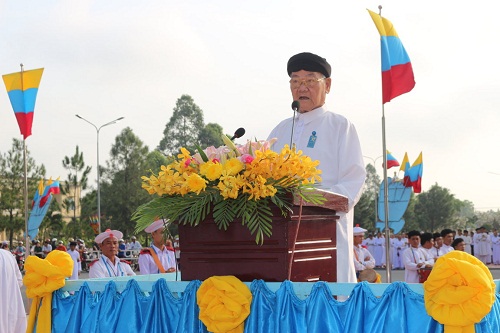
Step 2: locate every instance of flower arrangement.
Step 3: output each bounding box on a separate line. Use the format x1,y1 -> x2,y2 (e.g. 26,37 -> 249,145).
133,136 -> 325,244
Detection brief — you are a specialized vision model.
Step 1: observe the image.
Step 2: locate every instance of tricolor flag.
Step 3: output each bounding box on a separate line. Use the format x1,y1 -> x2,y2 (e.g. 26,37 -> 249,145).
2,68 -> 44,139
385,150 -> 400,169
368,9 -> 415,104
28,178 -> 60,239
402,152 -> 423,193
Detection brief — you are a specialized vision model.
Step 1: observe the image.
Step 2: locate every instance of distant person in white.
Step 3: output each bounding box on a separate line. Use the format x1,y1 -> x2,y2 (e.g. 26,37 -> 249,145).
267,52 -> 366,283
403,230 -> 433,283
67,241 -> 81,280
89,229 -> 136,278
491,229 -> 500,264
0,247 -> 26,333
353,225 -> 375,276
139,219 -> 177,274
474,226 -> 492,264
462,230 -> 472,254
440,229 -> 454,254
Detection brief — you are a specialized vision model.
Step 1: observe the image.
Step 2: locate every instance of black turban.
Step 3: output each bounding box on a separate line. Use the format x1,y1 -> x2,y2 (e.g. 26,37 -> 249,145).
287,52 -> 331,78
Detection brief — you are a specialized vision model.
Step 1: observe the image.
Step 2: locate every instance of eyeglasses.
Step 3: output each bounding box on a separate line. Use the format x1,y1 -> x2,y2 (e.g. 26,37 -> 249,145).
289,77 -> 326,89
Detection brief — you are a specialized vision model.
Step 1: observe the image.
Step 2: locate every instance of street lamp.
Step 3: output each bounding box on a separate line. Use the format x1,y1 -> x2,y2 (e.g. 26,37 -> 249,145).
76,115 -> 124,234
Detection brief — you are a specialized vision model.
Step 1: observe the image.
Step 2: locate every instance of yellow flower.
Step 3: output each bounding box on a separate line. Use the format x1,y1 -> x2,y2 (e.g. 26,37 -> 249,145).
186,173 -> 207,194
200,161 -> 223,181
223,158 -> 244,176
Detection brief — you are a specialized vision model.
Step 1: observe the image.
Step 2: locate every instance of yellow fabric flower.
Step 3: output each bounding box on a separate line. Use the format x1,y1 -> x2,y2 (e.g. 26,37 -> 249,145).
424,251 -> 495,333
24,250 -> 74,333
197,275 -> 252,333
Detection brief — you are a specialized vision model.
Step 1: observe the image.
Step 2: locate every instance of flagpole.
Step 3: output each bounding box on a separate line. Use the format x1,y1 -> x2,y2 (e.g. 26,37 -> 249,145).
377,5 -> 392,283
20,63 -> 31,254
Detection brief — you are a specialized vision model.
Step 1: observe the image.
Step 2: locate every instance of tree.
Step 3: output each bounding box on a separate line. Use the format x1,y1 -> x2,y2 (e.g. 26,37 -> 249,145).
0,139 -> 45,245
61,146 -> 92,226
158,94 -> 205,155
413,183 -> 457,232
99,127 -> 151,238
198,123 -> 225,148
354,164 -> 381,231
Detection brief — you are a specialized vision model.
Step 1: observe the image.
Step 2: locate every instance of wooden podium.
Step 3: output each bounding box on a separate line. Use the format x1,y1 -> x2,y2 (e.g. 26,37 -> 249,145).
178,190 -> 348,282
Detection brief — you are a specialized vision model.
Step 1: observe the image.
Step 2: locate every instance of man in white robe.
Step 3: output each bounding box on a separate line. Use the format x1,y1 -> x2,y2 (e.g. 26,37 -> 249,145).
392,234 -> 405,269
89,229 -> 136,278
353,225 -> 375,276
402,231 -> 433,283
462,230 -> 472,254
139,219 -> 177,274
268,52 -> 366,283
0,248 -> 26,333
67,241 -> 81,280
491,229 -> 500,265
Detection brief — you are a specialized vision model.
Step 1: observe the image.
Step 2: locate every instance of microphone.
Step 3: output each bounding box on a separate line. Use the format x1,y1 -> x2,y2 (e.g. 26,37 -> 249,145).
290,101 -> 300,148
230,127 -> 245,140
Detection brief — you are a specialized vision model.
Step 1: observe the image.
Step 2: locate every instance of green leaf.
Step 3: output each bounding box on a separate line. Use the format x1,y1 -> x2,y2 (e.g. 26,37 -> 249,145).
195,144 -> 209,162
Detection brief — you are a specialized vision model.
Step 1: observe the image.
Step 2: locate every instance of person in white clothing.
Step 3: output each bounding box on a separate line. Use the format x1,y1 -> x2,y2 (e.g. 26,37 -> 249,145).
67,241 -> 80,280
491,229 -> 500,264
89,229 -> 136,278
474,226 -> 492,264
373,232 -> 386,268
392,234 -> 405,269
462,230 -> 472,254
420,232 -> 437,260
353,225 -> 375,278
365,233 -> 376,256
440,229 -> 454,254
0,247 -> 26,333
402,230 -> 433,283
139,219 -> 177,274
267,52 -> 366,283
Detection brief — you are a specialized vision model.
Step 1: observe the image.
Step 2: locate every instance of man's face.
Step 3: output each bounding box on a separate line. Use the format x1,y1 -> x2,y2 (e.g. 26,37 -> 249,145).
290,70 -> 331,112
100,237 -> 119,259
454,241 -> 465,251
434,237 -> 443,247
353,234 -> 363,246
409,235 -> 420,248
151,229 -> 164,244
423,238 -> 434,249
443,233 -> 454,246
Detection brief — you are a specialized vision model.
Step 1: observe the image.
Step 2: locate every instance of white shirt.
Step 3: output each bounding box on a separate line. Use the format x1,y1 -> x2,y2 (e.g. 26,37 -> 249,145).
268,106 -> 366,283
353,245 -> 375,272
89,255 -> 136,278
138,244 -> 177,274
403,246 -> 433,283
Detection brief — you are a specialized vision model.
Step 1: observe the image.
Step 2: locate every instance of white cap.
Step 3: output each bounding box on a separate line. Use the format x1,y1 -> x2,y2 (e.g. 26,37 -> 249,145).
145,219 -> 167,233
95,229 -> 123,244
353,225 -> 367,236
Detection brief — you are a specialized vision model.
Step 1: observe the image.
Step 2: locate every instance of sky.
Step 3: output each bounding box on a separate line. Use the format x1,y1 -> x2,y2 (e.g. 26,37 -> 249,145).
1,1 -> 500,211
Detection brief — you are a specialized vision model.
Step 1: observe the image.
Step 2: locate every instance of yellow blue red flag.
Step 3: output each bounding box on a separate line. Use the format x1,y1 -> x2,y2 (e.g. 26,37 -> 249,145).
2,68 -> 44,139
368,9 -> 415,104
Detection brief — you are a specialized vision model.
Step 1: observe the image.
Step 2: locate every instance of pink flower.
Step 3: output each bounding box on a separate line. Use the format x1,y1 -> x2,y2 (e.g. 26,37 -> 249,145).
241,154 -> 254,164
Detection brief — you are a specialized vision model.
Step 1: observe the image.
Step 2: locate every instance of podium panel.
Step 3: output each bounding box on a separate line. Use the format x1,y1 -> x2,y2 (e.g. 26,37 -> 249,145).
179,206 -> 338,282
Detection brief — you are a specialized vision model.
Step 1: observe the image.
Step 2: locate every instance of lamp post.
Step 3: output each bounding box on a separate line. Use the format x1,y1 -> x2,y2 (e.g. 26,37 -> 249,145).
76,115 -> 124,234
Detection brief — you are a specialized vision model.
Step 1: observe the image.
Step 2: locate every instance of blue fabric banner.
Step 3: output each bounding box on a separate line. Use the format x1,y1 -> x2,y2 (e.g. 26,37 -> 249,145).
52,279 -> 500,333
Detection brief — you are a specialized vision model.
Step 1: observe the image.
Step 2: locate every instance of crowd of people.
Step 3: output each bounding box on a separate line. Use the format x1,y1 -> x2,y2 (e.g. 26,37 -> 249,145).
353,226 -> 500,283
0,222 -> 181,281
